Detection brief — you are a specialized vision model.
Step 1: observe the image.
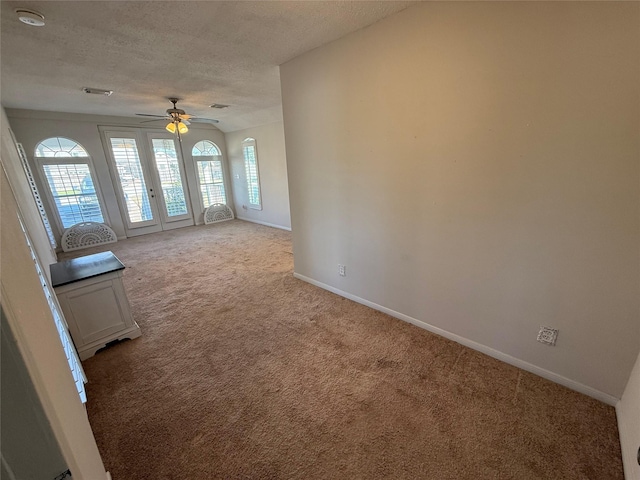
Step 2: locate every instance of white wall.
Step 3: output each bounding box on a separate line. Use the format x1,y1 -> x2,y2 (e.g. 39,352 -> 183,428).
280,2 -> 640,400
1,108 -> 108,478
226,121 -> 291,230
7,109 -> 230,240
618,350 -> 640,479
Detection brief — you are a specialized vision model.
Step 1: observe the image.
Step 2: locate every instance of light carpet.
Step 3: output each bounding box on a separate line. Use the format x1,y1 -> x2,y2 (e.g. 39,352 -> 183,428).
67,220 -> 623,479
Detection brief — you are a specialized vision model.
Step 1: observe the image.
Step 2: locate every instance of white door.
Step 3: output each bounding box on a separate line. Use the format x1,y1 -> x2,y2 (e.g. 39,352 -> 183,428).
144,132 -> 193,228
102,128 -> 193,237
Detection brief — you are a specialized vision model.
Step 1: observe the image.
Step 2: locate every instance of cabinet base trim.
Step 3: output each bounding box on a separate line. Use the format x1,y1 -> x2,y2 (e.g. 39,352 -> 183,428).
78,322 -> 142,360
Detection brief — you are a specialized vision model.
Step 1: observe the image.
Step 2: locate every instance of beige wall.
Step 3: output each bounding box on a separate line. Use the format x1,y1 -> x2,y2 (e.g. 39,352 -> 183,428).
617,350 -> 640,479
281,2 -> 639,400
226,121 -> 291,230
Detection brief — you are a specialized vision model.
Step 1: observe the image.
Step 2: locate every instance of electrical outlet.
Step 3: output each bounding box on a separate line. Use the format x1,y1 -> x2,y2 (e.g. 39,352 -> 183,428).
537,326 -> 558,346
338,264 -> 346,277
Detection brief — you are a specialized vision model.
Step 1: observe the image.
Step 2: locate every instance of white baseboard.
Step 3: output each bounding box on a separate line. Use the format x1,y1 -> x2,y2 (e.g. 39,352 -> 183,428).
293,272 -> 619,406
236,216 -> 291,231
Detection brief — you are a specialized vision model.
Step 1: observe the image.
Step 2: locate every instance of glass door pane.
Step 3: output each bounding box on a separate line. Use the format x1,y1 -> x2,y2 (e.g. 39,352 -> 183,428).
105,131 -> 161,236
149,137 -> 191,222
108,137 -> 157,226
102,128 -> 193,235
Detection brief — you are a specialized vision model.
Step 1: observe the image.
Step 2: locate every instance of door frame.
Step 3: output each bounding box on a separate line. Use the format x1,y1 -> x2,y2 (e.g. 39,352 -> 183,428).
99,127 -> 194,237
144,131 -> 194,230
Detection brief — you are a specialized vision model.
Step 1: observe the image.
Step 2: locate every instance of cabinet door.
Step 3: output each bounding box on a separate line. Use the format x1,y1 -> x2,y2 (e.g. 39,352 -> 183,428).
60,279 -> 129,345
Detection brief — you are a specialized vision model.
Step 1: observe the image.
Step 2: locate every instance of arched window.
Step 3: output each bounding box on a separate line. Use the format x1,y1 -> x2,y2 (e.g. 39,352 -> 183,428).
192,140 -> 221,157
35,136 -> 89,157
192,140 -> 227,209
242,138 -> 261,210
35,137 -> 105,229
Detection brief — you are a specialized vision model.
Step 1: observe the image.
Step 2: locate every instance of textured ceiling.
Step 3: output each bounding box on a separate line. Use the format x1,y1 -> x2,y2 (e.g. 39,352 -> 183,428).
1,1 -> 415,132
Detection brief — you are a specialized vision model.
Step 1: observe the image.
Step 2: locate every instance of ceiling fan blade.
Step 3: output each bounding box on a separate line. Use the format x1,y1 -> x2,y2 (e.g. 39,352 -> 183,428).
189,117 -> 220,124
136,113 -> 168,118
139,118 -> 167,124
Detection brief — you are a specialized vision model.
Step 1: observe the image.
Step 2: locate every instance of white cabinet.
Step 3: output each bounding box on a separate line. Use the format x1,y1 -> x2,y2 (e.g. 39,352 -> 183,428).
51,251 -> 141,360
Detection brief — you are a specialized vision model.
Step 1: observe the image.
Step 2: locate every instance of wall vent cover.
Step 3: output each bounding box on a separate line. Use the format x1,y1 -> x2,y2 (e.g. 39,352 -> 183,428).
537,326 -> 559,346
204,203 -> 234,225
61,222 -> 117,252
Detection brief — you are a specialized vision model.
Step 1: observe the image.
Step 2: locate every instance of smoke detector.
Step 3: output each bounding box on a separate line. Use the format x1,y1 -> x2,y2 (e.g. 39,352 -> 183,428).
16,9 -> 45,27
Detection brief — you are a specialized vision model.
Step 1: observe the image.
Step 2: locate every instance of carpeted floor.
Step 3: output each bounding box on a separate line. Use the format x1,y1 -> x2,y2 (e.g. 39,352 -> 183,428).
67,220 -> 623,479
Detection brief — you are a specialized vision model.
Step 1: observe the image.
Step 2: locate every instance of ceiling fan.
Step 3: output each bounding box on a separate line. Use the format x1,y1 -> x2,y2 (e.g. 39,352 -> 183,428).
136,98 -> 219,137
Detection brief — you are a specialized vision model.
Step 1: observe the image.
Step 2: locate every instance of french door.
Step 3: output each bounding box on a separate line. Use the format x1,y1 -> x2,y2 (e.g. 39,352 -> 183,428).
101,128 -> 193,236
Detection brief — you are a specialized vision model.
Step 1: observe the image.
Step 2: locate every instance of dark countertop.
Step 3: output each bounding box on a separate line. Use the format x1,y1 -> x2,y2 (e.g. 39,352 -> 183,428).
50,251 -> 125,288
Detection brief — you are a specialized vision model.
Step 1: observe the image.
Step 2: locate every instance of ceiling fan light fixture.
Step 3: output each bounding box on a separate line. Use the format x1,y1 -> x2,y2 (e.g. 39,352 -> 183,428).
139,99 -> 203,135
166,120 -> 188,135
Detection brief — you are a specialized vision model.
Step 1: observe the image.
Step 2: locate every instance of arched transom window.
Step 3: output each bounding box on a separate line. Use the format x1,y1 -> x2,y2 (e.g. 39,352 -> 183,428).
192,140 -> 221,157
35,137 -> 89,157
192,140 -> 226,209
35,137 -> 105,229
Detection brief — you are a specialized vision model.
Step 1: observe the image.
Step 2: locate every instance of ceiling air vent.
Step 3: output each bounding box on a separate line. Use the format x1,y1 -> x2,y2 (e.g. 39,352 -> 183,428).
210,104 -> 230,109
82,87 -> 113,96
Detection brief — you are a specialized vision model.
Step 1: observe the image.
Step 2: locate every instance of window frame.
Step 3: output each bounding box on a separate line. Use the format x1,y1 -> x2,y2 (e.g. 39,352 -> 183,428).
34,137 -> 109,235
192,140 -> 228,212
242,137 -> 262,211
